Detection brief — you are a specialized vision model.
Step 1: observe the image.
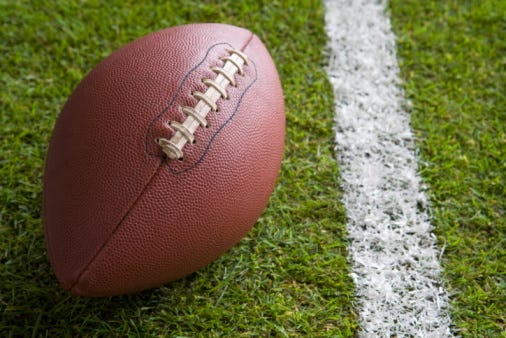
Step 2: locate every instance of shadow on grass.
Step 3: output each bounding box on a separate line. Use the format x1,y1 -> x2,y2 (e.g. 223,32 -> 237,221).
0,222 -> 201,336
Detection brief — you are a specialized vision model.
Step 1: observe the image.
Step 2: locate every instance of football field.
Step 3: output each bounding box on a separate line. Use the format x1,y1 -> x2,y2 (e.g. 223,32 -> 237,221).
0,0 -> 503,336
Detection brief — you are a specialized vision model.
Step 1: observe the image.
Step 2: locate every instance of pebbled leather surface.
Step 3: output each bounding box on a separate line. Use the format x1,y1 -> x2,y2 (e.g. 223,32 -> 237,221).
43,23 -> 285,297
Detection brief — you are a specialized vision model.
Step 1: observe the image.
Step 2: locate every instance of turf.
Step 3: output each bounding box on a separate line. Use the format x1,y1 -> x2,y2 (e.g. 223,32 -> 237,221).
0,0 -> 358,336
390,0 -> 505,336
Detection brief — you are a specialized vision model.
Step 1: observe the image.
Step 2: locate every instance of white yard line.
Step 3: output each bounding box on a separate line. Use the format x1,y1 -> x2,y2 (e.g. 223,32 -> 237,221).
324,0 -> 452,336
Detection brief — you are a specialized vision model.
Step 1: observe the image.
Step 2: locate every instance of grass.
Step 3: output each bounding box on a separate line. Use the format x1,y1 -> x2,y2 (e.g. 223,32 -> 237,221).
0,0 -> 358,336
390,0 -> 505,336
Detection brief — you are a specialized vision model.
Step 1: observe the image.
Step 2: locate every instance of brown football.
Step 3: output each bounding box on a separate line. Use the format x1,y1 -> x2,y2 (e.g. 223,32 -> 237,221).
43,23 -> 285,297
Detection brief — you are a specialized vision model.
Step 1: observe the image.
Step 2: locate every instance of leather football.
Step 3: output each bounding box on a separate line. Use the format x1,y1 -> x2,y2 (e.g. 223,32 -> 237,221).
43,23 -> 285,297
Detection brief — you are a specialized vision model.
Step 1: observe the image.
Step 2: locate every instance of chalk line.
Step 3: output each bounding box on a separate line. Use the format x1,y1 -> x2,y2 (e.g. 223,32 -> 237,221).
324,0 -> 453,336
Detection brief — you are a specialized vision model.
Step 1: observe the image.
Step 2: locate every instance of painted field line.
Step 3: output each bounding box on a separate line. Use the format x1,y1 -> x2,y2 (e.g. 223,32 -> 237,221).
324,0 -> 452,336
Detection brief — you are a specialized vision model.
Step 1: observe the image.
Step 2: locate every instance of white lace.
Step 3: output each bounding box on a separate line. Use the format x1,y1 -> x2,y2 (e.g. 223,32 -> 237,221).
157,49 -> 248,160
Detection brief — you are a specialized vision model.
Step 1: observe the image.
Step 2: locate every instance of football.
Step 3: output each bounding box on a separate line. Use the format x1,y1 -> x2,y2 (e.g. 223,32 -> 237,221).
43,23 -> 285,297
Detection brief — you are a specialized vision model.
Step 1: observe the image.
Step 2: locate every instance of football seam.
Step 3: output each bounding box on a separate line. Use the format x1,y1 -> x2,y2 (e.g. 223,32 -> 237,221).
69,32 -> 256,295
144,42 -> 234,157
165,58 -> 257,175
144,35 -> 258,175
156,48 -> 249,160
67,160 -> 165,295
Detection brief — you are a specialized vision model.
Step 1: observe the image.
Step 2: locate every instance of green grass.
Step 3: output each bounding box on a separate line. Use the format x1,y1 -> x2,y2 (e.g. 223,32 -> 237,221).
0,0 -> 358,336
390,0 -> 505,336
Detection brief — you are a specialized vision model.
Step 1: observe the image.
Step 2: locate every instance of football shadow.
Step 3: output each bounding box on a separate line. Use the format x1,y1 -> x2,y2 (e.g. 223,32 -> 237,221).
1,230 -> 200,336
